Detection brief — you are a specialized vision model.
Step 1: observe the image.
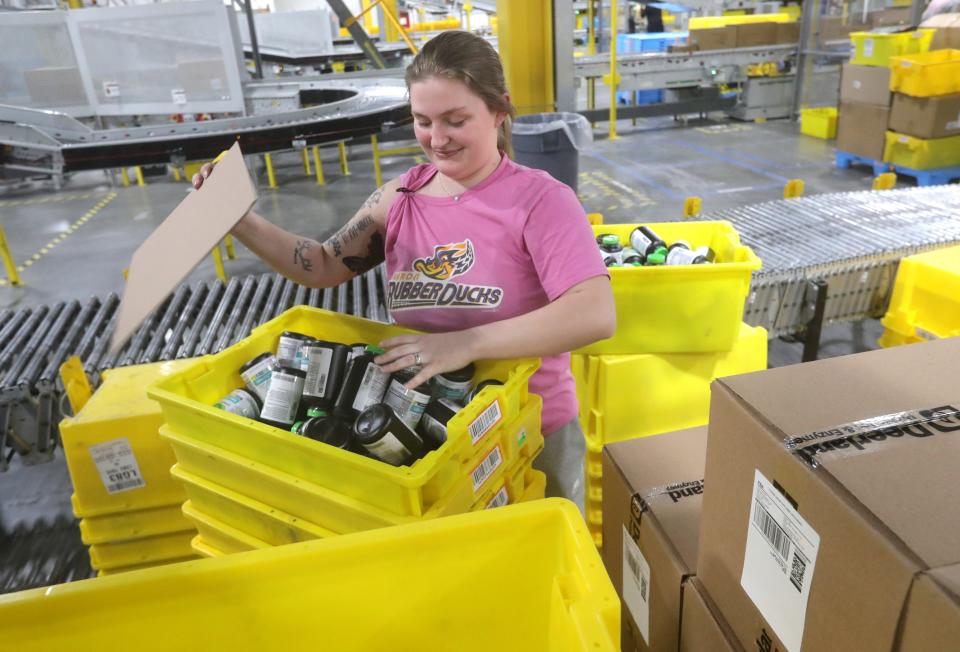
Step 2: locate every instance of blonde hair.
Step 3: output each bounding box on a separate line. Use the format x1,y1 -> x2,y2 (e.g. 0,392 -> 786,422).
405,30 -> 517,158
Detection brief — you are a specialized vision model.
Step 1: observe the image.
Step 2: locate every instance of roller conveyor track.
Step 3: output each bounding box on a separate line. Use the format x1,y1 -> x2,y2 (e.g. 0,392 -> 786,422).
0,266 -> 391,470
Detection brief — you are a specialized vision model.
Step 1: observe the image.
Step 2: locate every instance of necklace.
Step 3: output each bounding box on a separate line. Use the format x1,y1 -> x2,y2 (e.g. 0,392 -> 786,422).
436,173 -> 461,202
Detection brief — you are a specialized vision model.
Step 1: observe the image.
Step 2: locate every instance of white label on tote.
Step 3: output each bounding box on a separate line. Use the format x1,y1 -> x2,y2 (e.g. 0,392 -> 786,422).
622,526 -> 651,645
469,399 -> 502,445
741,469 -> 821,652
89,438 -> 146,494
171,89 -> 187,105
366,432 -> 411,466
863,38 -> 874,57
471,445 -> 503,493
485,485 -> 510,509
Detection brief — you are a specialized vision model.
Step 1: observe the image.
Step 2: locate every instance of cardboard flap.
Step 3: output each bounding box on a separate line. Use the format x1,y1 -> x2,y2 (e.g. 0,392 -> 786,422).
110,142 -> 256,353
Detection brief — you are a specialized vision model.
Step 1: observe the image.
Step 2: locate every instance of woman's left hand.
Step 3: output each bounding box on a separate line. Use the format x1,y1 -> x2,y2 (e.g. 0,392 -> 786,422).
375,331 -> 478,388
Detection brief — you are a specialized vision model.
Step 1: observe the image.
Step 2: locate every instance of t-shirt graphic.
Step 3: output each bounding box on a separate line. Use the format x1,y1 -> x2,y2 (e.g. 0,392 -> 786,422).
389,239 -> 504,311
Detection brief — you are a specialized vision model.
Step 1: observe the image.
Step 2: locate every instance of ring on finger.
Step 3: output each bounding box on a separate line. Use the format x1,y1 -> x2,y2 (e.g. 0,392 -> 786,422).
414,352 -> 423,366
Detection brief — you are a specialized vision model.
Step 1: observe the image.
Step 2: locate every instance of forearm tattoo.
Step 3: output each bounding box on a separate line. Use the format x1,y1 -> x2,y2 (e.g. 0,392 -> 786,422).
293,240 -> 314,272
362,186 -> 383,209
325,214 -> 374,258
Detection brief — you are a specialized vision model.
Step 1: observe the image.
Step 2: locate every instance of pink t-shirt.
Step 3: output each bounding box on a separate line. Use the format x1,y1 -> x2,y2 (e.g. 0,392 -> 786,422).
384,154 -> 608,434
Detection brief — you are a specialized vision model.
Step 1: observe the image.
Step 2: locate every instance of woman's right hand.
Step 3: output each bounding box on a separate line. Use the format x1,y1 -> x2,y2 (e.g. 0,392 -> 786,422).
191,161 -> 216,190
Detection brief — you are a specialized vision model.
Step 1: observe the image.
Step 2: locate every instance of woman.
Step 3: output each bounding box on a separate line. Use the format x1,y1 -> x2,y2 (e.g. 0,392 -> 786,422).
194,31 -> 616,508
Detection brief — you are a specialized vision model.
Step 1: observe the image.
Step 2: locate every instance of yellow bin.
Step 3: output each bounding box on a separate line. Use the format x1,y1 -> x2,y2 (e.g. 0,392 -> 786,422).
889,48 -> 960,97
883,131 -> 960,169
849,30 -> 934,67
580,222 -> 760,355
149,307 -> 539,519
1,500 -> 619,652
61,360 -> 194,517
800,107 -> 838,139
78,501 -> 193,546
879,245 -> 960,345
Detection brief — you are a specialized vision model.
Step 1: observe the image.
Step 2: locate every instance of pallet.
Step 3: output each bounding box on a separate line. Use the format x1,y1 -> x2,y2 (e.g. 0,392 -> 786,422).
835,150 -> 960,186
889,163 -> 960,187
834,150 -> 890,176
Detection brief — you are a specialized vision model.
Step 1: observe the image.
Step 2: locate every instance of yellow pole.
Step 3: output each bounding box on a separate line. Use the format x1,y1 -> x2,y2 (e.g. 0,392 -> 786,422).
312,146 -> 326,186
0,225 -> 22,287
588,78 -> 596,128
608,0 -> 619,141
371,135 -> 383,188
464,2 -> 472,31
873,172 -> 896,190
302,149 -> 312,176
683,196 -> 702,218
172,166 -> 182,182
224,235 -> 236,260
120,168 -> 130,187
783,178 -> 804,199
264,153 -> 277,189
211,244 -> 227,282
134,166 -> 145,187
339,142 -> 351,176
380,1 -> 419,54
361,0 -> 375,29
382,0 -> 401,41
587,0 -> 596,55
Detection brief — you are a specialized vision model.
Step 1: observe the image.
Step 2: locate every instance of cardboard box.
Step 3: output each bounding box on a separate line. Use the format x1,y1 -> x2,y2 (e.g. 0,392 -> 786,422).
775,22 -> 801,45
840,64 -> 892,107
679,579 -> 743,652
734,22 -> 779,48
688,26 -> 737,51
870,6 -> 912,27
602,426 -> 707,652
667,44 -> 700,54
697,337 -> 960,652
923,13 -> 960,50
836,102 -> 890,160
889,92 -> 960,139
819,16 -> 857,42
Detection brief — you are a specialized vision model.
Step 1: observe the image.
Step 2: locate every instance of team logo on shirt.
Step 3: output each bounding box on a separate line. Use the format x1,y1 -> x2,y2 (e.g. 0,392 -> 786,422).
389,239 -> 503,312
413,239 -> 476,280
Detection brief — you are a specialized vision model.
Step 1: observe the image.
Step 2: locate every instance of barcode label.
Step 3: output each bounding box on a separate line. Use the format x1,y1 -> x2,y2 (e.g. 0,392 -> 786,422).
741,469 -> 821,652
304,347 -> 332,397
789,552 -> 807,593
753,501 -> 791,561
469,399 -> 502,445
89,438 -> 146,494
261,374 -> 302,424
485,486 -> 509,509
471,445 -> 503,493
622,526 -> 651,645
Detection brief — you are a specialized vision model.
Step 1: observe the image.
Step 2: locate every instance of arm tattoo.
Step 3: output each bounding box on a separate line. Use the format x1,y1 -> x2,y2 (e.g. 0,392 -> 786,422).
293,240 -> 314,272
362,186 -> 383,210
342,232 -> 385,274
324,215 -> 375,259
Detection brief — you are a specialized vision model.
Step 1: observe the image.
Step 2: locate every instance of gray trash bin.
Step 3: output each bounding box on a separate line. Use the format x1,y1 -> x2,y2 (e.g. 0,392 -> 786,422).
511,112 -> 592,192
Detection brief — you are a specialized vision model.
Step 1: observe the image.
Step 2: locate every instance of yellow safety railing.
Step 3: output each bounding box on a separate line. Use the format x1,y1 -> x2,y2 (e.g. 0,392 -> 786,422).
0,225 -> 22,286
371,135 -> 423,188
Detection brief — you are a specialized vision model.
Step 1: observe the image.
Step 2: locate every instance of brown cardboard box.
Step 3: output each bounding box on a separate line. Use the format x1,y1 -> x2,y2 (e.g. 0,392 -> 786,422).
924,13 -> 960,50
839,64 -> 892,106
679,579 -> 743,652
697,337 -> 960,652
889,92 -> 960,139
775,22 -> 801,45
898,564 -> 960,650
602,427 -> 707,652
688,26 -> 737,51
836,102 -> 890,160
870,6 -> 912,27
667,44 -> 700,54
734,22 -> 779,48
819,16 -> 857,42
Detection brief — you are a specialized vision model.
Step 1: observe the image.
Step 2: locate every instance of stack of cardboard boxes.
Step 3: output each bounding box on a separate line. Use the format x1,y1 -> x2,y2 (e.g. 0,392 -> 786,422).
836,63 -> 893,161
604,336 -> 960,651
685,21 -> 800,51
